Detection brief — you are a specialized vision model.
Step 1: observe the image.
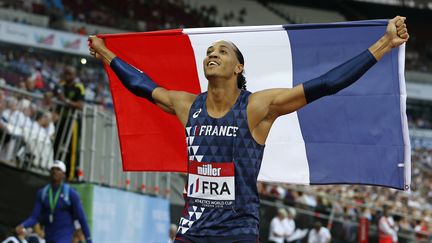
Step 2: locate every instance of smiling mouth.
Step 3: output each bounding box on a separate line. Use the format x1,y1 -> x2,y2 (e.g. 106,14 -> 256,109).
207,61 -> 219,67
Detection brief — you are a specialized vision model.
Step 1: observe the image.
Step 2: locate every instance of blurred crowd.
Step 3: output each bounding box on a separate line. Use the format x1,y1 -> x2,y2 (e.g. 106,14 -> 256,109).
408,114 -> 432,130
259,99 -> 432,241
405,38 -> 432,73
0,46 -> 111,108
258,155 -> 432,241
0,92 -> 55,167
0,0 -> 220,33
0,44 -> 107,178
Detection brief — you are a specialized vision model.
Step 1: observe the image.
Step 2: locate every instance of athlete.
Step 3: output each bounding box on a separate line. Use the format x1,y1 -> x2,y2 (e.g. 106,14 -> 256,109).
88,16 -> 408,242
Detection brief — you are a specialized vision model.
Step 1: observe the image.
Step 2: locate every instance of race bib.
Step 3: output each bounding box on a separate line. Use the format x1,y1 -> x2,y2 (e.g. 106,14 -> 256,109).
187,161 -> 235,209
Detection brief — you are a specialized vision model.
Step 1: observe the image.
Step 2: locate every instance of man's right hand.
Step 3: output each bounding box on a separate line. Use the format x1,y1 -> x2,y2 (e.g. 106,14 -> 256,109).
88,36 -> 116,64
88,36 -> 105,61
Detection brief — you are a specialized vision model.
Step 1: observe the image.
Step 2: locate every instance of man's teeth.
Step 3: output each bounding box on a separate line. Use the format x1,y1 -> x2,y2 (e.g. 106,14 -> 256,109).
209,61 -> 218,66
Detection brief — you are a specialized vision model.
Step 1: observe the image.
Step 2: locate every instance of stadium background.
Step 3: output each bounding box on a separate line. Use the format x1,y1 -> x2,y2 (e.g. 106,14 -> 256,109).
0,0 -> 430,242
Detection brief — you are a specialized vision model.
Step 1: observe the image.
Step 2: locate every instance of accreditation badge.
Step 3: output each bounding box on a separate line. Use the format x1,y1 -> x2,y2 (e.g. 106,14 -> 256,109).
187,161 -> 235,209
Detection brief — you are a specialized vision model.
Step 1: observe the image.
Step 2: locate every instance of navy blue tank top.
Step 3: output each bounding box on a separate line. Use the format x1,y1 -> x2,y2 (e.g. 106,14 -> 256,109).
177,90 -> 265,236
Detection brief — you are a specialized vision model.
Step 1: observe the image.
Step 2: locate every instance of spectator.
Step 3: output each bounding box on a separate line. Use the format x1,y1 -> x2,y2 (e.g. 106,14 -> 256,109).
54,66 -> 84,179
269,208 -> 289,243
414,218 -> 429,242
285,208 -> 297,243
56,66 -> 84,110
2,97 -> 21,128
378,205 -> 398,243
308,221 -> 331,243
1,228 -> 27,243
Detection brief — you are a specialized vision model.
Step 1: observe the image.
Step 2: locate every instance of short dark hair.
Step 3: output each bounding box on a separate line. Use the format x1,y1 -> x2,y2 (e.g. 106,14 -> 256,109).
230,42 -> 247,90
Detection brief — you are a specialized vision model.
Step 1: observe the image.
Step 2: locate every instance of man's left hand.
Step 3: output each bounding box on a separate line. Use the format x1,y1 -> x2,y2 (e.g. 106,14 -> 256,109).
386,16 -> 409,48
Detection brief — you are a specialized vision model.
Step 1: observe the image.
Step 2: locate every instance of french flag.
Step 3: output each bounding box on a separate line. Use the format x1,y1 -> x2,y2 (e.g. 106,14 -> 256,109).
101,20 -> 411,190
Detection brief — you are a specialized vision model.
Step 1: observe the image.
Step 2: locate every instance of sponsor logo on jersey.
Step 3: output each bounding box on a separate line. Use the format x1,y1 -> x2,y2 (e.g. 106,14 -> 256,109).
192,108 -> 201,118
197,164 -> 221,176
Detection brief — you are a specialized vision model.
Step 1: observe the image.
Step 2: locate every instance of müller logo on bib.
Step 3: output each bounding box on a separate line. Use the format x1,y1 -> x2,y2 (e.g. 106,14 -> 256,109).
187,161 -> 235,209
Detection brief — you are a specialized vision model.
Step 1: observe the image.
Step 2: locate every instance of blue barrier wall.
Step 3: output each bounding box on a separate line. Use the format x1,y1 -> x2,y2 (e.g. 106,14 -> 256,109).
92,185 -> 170,242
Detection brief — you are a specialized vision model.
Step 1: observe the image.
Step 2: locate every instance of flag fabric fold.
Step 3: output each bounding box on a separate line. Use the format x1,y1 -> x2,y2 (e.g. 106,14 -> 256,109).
101,20 -> 411,190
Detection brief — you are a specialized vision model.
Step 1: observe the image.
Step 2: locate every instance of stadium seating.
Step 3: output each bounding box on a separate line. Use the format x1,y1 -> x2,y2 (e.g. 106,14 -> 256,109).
267,2 -> 346,23
182,0 -> 287,26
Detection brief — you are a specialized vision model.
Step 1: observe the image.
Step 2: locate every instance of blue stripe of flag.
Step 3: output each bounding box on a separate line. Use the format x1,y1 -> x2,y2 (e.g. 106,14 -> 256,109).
284,20 -> 405,189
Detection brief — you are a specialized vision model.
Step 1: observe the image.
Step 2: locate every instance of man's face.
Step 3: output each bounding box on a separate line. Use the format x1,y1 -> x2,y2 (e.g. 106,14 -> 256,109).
203,40 -> 243,81
314,222 -> 322,231
63,68 -> 76,83
50,167 -> 65,182
278,212 -> 286,219
39,115 -> 49,127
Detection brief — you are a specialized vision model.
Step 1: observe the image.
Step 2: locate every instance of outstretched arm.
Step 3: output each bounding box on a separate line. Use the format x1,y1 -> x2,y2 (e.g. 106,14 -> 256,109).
88,36 -> 196,127
248,16 -> 409,145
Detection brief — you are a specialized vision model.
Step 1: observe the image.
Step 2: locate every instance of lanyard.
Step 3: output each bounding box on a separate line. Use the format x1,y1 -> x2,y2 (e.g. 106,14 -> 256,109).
49,184 -> 62,214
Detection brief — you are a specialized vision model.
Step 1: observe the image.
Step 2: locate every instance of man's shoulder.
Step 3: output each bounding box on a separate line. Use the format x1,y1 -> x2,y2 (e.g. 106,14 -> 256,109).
66,185 -> 80,198
73,82 -> 85,94
320,227 -> 331,236
37,184 -> 50,194
73,82 -> 85,89
63,183 -> 76,192
320,227 -> 330,231
36,184 -> 52,202
37,186 -> 45,194
270,217 -> 280,224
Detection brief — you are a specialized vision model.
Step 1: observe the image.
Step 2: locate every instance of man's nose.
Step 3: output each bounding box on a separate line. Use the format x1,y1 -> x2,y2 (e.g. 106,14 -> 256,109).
208,51 -> 219,58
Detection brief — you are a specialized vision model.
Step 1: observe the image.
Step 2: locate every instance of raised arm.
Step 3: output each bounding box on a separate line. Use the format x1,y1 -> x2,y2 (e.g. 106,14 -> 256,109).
88,36 -> 196,127
248,16 -> 409,145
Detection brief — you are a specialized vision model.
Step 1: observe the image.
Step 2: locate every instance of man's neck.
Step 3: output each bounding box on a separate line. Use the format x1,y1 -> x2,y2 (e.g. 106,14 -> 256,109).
65,81 -> 74,86
51,181 -> 62,188
206,78 -> 240,118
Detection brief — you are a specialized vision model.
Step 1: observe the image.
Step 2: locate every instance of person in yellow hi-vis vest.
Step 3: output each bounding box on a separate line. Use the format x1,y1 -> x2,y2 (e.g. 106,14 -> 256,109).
53,66 -> 84,180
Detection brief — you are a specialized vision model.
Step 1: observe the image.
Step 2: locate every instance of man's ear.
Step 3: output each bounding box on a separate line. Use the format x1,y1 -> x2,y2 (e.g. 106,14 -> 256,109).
235,64 -> 244,74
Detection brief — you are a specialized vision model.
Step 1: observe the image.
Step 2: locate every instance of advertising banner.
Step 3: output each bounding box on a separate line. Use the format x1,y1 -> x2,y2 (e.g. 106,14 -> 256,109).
0,20 -> 89,56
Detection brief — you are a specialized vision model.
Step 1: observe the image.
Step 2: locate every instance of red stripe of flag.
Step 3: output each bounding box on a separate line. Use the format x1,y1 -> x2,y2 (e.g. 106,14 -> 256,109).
101,29 -> 201,172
